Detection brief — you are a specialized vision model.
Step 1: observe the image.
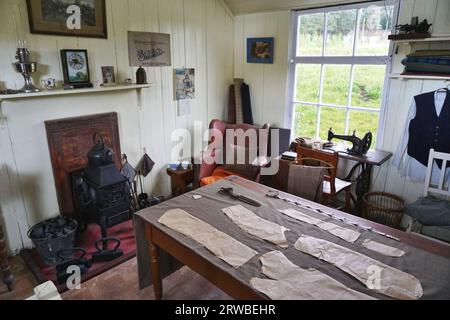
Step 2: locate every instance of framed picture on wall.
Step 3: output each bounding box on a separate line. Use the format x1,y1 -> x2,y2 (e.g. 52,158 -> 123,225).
60,49 -> 93,88
247,37 -> 274,64
26,0 -> 107,38
101,66 -> 116,86
174,68 -> 195,100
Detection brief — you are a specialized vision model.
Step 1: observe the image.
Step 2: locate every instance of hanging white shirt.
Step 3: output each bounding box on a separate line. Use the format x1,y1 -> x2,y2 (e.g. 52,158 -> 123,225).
393,91 -> 449,183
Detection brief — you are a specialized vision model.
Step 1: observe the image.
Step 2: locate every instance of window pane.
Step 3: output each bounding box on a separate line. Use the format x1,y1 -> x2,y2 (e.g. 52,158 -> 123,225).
348,110 -> 379,147
355,5 -> 394,56
319,107 -> 346,140
324,9 -> 357,56
295,64 -> 321,103
293,104 -> 318,138
297,13 -> 324,56
322,64 -> 351,105
351,65 -> 386,109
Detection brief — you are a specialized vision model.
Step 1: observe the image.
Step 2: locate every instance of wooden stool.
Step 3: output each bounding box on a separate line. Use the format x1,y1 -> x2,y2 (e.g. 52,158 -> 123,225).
166,168 -> 194,197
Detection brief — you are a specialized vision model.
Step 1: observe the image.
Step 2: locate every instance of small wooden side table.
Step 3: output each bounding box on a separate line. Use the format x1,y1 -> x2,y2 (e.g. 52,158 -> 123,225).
166,168 -> 194,197
0,223 -> 13,291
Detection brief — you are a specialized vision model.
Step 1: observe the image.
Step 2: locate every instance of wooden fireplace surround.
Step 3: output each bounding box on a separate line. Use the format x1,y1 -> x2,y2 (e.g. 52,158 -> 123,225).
45,112 -> 122,217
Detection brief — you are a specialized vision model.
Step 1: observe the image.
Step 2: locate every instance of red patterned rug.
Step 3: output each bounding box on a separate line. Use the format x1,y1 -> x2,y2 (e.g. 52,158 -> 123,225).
21,220 -> 136,293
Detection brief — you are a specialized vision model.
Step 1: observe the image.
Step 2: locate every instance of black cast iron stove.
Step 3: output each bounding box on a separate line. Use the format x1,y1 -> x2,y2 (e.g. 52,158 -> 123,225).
73,134 -> 133,239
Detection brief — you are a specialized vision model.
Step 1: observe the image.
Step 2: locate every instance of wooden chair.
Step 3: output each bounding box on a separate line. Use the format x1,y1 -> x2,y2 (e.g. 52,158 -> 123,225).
406,149 -> 450,243
296,146 -> 352,212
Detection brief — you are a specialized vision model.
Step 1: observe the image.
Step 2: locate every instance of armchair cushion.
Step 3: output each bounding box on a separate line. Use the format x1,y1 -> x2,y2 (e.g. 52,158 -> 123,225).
200,167 -> 245,186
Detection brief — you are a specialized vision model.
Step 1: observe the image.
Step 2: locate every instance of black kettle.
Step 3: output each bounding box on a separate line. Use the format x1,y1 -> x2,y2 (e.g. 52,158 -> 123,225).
87,133 -> 114,166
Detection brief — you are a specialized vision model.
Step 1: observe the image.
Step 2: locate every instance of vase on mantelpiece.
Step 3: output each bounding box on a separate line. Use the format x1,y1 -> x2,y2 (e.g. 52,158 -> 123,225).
136,66 -> 147,84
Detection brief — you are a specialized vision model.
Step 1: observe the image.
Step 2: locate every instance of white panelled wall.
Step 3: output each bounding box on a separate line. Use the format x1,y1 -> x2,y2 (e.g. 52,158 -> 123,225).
1,0 -> 449,253
234,11 -> 291,127
233,0 -> 450,206
0,0 -> 234,253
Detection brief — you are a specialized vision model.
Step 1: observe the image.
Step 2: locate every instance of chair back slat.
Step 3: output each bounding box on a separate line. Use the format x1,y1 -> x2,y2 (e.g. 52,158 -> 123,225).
424,149 -> 450,198
296,146 -> 339,195
438,159 -> 447,190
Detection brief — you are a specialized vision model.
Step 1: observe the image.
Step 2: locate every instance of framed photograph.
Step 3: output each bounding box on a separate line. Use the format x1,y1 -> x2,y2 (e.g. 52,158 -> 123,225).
128,31 -> 172,67
26,0 -> 107,38
101,66 -> 116,85
174,68 -> 195,100
247,37 -> 274,64
60,49 -> 92,86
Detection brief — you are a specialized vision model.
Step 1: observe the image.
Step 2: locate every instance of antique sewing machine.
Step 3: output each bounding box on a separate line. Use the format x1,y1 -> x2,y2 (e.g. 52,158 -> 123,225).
327,128 -> 372,156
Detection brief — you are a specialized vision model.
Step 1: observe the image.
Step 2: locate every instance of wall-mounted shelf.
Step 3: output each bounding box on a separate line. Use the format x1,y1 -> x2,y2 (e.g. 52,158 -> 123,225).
0,84 -> 152,127
389,73 -> 450,81
0,84 -> 151,101
391,36 -> 450,44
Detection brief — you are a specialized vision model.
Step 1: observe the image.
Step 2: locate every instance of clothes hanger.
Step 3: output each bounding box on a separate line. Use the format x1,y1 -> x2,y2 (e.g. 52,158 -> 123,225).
436,81 -> 450,93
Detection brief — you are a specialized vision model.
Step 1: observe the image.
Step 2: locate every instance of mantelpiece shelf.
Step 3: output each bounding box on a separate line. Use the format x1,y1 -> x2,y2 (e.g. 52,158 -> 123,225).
389,73 -> 450,81
0,84 -> 151,101
0,84 -> 151,127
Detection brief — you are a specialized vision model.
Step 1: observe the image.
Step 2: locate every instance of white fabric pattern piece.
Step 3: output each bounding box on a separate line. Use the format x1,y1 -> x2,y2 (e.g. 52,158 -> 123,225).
279,208 -> 361,243
250,251 -> 375,300
222,205 -> 289,248
294,235 -> 423,300
158,209 -> 257,268
362,239 -> 405,258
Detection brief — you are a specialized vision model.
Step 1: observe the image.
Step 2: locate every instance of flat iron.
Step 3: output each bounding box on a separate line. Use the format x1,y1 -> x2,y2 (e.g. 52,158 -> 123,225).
91,237 -> 123,263
56,247 -> 91,284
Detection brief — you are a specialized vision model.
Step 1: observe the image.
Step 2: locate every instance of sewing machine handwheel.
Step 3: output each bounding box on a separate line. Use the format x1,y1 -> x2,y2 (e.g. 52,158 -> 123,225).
362,132 -> 372,154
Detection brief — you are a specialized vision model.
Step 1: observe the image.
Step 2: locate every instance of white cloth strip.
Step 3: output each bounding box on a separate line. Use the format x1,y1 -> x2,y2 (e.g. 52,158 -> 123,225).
362,239 -> 405,258
279,208 -> 361,243
158,209 -> 257,268
222,205 -> 289,248
294,235 -> 423,300
250,251 -> 375,300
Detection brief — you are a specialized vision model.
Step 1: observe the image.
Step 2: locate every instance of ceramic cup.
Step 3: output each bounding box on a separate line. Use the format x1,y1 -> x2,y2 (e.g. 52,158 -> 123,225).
181,161 -> 190,170
41,78 -> 56,90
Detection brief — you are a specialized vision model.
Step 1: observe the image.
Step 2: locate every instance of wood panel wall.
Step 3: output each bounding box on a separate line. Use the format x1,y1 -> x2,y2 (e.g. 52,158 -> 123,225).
0,0 -> 234,253
234,11 -> 291,127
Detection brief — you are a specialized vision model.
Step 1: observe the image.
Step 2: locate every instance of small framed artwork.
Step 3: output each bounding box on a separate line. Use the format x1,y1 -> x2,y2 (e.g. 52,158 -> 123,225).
247,37 -> 274,64
60,49 -> 93,88
174,68 -> 195,100
26,0 -> 107,38
101,66 -> 116,86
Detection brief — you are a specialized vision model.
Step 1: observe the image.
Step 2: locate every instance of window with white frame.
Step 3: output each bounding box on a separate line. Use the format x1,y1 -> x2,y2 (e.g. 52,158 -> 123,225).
287,1 -> 397,147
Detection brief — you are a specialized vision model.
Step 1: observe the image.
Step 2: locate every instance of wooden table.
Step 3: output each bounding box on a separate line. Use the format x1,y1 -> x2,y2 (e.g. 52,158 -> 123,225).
0,223 -> 13,291
143,176 -> 449,300
166,168 -> 194,197
274,146 -> 392,215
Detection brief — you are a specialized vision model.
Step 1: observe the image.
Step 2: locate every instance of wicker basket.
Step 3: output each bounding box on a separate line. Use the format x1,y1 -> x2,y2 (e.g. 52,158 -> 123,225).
362,192 -> 405,228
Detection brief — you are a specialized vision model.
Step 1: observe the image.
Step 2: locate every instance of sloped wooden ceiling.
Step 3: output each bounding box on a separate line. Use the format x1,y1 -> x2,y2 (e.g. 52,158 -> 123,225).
223,0 -> 368,15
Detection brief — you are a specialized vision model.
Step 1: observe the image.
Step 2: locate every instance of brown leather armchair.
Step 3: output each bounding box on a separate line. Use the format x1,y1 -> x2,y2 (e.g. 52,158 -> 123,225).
194,119 -> 270,187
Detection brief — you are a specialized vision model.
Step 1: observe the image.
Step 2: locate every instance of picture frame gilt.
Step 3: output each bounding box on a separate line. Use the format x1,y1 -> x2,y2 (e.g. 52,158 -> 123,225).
26,0 -> 107,38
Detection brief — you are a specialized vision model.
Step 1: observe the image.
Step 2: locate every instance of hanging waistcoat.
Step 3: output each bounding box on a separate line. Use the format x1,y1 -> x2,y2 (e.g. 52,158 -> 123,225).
407,92 -> 450,169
